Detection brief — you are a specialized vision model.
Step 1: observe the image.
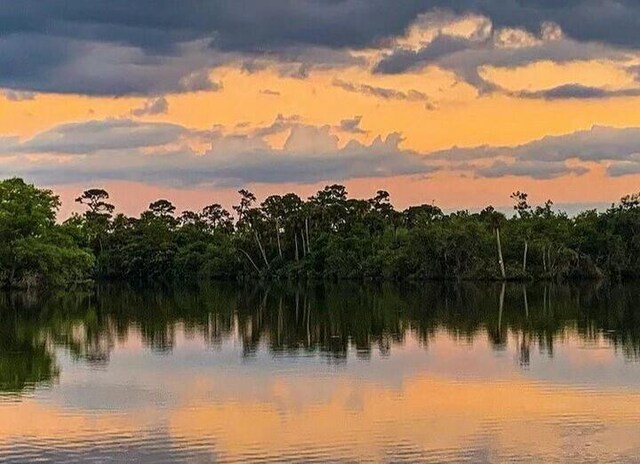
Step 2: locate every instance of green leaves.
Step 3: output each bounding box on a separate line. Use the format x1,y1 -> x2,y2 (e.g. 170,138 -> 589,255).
0,178 -> 92,288
7,178 -> 640,285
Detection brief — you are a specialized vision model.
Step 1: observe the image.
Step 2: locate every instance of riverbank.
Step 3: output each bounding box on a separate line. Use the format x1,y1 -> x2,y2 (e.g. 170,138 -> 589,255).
3,178 -> 640,288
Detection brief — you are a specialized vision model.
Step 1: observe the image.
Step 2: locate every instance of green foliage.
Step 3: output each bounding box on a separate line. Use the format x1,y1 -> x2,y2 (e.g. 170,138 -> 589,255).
8,178 -> 640,285
0,178 -> 93,288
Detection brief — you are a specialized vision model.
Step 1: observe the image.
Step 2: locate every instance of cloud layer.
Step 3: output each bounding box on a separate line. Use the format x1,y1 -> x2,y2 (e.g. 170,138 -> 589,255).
375,27 -> 628,94
4,2 -> 640,196
4,119 -> 640,186
431,125 -> 640,179
3,1 -> 640,96
0,118 -> 434,187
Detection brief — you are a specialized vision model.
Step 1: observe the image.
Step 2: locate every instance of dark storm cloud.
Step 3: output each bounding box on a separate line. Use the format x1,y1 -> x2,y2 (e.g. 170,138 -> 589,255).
0,33 -> 228,96
374,34 -> 480,75
0,1 -> 427,53
3,1 -> 640,96
0,1 -> 426,95
515,84 -> 640,100
5,1 -> 640,53
374,32 -> 625,94
441,0 -> 640,50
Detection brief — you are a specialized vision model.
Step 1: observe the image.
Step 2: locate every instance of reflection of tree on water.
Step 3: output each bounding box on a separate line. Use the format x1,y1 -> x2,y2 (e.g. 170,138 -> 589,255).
513,286 -> 532,367
488,283 -> 508,350
3,282 -> 640,394
0,293 -> 59,396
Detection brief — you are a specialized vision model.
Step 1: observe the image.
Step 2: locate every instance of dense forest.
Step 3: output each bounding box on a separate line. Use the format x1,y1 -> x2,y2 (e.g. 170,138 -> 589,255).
2,177 -> 640,288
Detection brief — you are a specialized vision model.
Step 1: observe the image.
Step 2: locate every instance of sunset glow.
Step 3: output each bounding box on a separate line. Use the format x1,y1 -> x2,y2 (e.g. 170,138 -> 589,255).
4,3 -> 640,214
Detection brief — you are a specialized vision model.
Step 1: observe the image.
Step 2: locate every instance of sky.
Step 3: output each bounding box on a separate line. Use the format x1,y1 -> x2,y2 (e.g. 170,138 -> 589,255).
3,1 -> 640,216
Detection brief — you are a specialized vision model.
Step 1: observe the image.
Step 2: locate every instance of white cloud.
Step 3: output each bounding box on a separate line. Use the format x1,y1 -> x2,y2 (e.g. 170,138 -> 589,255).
8,119 -> 640,186
429,125 -> 640,179
0,117 -> 435,187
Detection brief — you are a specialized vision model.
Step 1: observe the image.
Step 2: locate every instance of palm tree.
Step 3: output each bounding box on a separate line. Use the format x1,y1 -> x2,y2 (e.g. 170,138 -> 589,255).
511,191 -> 532,274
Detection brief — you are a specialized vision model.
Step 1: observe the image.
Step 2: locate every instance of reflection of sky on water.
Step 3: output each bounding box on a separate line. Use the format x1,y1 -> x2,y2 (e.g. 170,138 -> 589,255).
4,287 -> 640,462
37,326 -> 640,418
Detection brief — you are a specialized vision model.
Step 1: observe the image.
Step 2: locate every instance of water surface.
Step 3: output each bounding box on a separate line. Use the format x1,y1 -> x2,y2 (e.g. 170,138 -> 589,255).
2,283 -> 640,463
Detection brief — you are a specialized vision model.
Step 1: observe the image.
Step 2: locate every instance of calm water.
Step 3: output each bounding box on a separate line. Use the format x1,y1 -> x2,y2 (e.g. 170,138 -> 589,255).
2,283 -> 640,463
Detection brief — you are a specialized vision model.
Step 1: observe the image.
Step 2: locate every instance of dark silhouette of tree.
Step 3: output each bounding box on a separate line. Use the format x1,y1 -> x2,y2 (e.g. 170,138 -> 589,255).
148,199 -> 176,218
75,189 -> 115,216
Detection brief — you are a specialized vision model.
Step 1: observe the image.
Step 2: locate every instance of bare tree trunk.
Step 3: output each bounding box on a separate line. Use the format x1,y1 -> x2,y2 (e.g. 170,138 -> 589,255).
306,298 -> 311,346
254,230 -> 270,268
305,217 -> 311,253
543,247 -> 547,273
498,282 -> 506,329
547,246 -> 553,274
495,228 -> 506,280
523,285 -> 529,318
523,239 -> 528,274
8,262 -> 16,288
294,232 -> 299,262
239,249 -> 260,273
301,230 -> 307,257
277,298 -> 283,344
275,221 -> 283,259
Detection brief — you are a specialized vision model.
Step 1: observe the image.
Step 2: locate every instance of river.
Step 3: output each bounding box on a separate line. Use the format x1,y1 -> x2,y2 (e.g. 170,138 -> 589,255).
1,282 -> 640,463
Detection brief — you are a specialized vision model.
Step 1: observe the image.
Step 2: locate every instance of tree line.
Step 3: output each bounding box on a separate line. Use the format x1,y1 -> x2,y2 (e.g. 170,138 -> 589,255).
2,177 -> 640,287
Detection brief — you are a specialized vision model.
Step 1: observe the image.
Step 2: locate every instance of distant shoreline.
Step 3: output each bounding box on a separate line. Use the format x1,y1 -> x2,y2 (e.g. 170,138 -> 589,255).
4,178 -> 640,289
